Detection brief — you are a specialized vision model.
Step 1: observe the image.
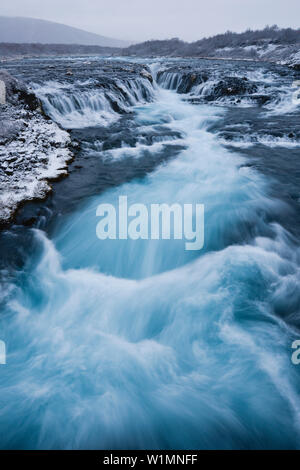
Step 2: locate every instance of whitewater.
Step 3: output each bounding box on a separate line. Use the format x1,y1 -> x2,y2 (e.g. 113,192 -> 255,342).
0,57 -> 299,449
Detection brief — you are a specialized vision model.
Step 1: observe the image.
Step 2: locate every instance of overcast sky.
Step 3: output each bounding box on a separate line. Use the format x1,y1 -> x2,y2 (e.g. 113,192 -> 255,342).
1,0 -> 299,42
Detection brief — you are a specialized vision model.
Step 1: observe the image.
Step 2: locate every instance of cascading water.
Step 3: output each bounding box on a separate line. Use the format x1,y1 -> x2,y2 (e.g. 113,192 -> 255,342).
33,75 -> 155,129
0,57 -> 300,450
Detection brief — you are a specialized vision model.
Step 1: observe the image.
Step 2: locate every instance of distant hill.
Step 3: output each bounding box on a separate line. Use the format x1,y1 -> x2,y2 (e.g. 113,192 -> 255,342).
122,26 -> 300,62
0,43 -> 121,57
0,16 -> 131,48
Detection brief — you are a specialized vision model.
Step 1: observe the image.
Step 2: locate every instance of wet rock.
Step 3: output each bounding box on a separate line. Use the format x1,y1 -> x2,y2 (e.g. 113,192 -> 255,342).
288,62 -> 300,71
249,94 -> 271,105
22,216 -> 38,227
177,72 -> 208,93
0,69 -> 39,110
204,77 -> 258,101
140,69 -> 153,83
18,88 -> 40,111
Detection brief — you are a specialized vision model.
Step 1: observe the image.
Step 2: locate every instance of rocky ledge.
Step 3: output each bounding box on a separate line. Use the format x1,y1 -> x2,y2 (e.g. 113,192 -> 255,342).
0,70 -> 72,226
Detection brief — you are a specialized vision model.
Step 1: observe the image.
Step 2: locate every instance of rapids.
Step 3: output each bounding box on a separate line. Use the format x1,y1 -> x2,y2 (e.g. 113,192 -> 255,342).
0,57 -> 300,449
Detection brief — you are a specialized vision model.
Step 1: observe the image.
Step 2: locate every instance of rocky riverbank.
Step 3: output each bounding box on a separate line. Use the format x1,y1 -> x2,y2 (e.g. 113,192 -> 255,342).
0,70 -> 72,226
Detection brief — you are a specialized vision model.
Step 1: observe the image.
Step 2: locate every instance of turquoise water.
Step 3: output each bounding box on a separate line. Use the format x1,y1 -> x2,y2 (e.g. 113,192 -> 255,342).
1,84 -> 300,449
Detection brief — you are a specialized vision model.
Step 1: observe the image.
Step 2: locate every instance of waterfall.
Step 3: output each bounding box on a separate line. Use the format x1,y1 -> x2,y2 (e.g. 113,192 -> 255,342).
0,58 -> 299,450
33,76 -> 155,129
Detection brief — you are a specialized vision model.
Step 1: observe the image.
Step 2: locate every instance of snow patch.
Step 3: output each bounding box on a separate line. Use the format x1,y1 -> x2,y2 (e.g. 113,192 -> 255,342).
0,110 -> 72,224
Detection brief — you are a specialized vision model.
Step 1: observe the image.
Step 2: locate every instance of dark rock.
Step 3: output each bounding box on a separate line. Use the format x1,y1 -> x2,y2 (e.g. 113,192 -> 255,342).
177,72 -> 208,93
140,70 -> 153,83
204,77 -> 258,101
250,94 -> 271,105
18,89 -> 40,111
289,62 -> 300,71
23,216 -> 38,227
0,69 -> 39,110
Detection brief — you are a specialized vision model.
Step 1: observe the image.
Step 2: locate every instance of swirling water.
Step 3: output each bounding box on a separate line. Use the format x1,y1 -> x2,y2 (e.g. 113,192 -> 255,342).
0,57 -> 300,449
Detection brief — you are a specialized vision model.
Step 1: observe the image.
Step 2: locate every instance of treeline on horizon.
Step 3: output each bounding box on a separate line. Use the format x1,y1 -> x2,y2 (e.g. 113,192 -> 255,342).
0,43 -> 119,56
123,25 -> 300,56
0,25 -> 299,57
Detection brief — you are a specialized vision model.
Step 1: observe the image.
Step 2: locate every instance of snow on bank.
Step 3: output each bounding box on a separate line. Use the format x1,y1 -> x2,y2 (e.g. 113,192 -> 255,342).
0,71 -> 72,225
214,42 -> 300,69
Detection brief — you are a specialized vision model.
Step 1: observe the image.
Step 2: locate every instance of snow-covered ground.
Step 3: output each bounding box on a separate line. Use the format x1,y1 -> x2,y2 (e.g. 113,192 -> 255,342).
0,71 -> 72,224
214,42 -> 300,69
